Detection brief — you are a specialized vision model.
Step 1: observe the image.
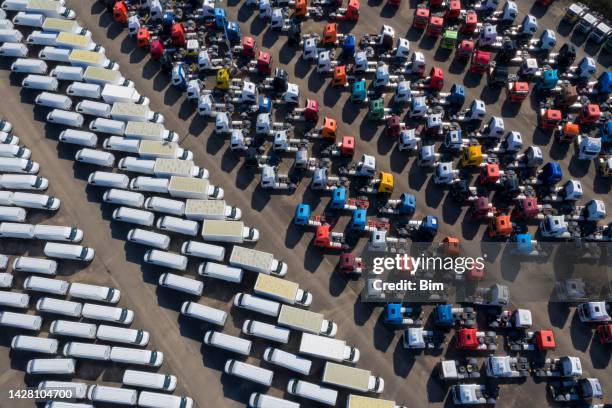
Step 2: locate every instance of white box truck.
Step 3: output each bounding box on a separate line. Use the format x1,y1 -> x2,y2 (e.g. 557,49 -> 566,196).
168,177 -> 219,200
110,102 -> 162,123
201,220 -> 259,244
184,199 -> 240,221
229,246 -> 287,276
138,140 -> 191,160
68,49 -> 117,71
55,32 -> 103,52
254,274 -> 312,307
84,66 -> 132,87
277,305 -> 337,337
41,18 -> 90,36
155,161 -> 203,179
123,121 -> 177,142
299,333 -> 360,363
101,84 -> 148,105
25,0 -> 75,19
322,362 -> 384,394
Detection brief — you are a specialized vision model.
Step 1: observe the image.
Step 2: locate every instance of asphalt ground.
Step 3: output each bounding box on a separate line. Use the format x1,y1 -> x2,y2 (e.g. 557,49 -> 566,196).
0,0 -> 610,407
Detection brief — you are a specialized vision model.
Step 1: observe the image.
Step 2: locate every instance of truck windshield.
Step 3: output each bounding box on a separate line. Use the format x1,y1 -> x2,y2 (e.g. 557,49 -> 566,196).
106,288 -> 115,301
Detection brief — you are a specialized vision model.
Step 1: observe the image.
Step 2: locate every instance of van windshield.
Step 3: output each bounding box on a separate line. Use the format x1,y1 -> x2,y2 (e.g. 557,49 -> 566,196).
105,288 -> 115,301
79,247 -> 88,259
33,177 -> 43,188
45,197 -> 54,208
149,351 -> 157,364
163,375 -> 171,389
120,308 -> 128,321
135,330 -> 144,344
69,228 -> 77,240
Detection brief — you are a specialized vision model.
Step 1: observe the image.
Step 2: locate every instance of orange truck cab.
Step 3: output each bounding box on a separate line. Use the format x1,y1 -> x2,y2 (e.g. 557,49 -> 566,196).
332,65 -> 347,87
137,27 -> 151,48
479,163 -> 501,185
507,81 -> 529,102
579,104 -> 601,125
555,122 -> 580,143
540,109 -> 562,129
321,117 -> 337,140
323,23 -> 338,45
113,1 -> 128,24
488,215 -> 513,238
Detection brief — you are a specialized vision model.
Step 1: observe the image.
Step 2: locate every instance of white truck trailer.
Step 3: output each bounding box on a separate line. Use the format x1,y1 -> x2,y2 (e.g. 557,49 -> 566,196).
68,49 -> 117,71
156,160 -> 205,179
322,362 -> 384,394
168,176 -> 221,199
228,245 -> 287,276
110,102 -> 163,123
346,395 -> 407,408
41,18 -> 89,36
299,333 -> 360,363
254,274 -> 312,307
83,66 -> 132,87
184,199 -> 241,221
201,220 -> 259,244
55,32 -> 102,52
26,0 -> 75,19
123,122 -> 177,142
277,305 -> 336,337
138,140 -> 191,160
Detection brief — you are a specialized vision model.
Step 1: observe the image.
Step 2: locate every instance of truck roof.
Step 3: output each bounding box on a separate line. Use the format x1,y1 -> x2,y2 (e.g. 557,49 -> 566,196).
138,140 -> 178,156
27,0 -> 61,11
201,220 -> 244,237
124,121 -> 163,137
254,274 -> 298,302
185,199 -> 224,215
168,175 -> 207,191
56,32 -> 89,48
229,246 -> 273,269
347,395 -> 395,408
42,18 -> 78,32
155,160 -> 194,177
69,49 -> 104,65
111,102 -> 147,117
323,362 -> 371,392
299,333 -> 347,360
84,66 -> 119,82
278,304 -> 323,333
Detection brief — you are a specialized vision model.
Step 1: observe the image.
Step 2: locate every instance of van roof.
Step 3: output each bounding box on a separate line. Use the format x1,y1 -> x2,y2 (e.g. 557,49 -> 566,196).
255,274 -> 298,301
56,32 -> 89,48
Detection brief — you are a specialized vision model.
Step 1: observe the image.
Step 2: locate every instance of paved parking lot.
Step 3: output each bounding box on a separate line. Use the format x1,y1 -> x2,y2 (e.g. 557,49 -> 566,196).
0,0 -> 610,406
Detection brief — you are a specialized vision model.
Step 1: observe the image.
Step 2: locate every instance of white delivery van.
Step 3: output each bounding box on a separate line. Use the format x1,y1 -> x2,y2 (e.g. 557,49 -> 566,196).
123,370 -> 177,392
126,228 -> 170,250
233,293 -> 281,317
203,331 -> 251,356
11,192 -> 59,210
0,222 -> 34,238
27,31 -> 58,46
87,385 -> 137,406
75,100 -> 111,117
158,273 -> 203,296
0,311 -> 42,330
12,11 -> 45,27
59,129 -> 97,147
103,189 -> 144,208
0,42 -> 28,57
138,391 -> 193,408
156,216 -> 198,236
263,347 -> 312,376
96,324 -> 149,347
0,206 -> 26,222
144,249 -> 187,271
0,28 -> 22,42
49,320 -> 97,339
38,381 -> 88,400
103,135 -> 139,153
81,303 -> 133,325
0,254 -> 7,269
36,297 -> 82,317
119,157 -> 156,175
69,282 -> 120,303
112,206 -> 155,227
144,196 -> 185,216
23,276 -> 69,295
33,225 -> 83,243
87,171 -> 129,189
0,291 -> 29,308
13,256 -> 58,275
224,360 -> 273,387
129,176 -> 169,193
46,109 -> 84,127
180,301 -> 227,326
62,341 -> 111,361
22,74 -> 58,91
26,358 -> 76,375
44,242 -> 95,262
74,148 -> 115,167
198,262 -> 243,283
248,393 -> 300,408
287,380 -> 337,406
1,0 -> 29,12
110,346 -> 163,367
242,320 -> 290,344
0,158 -> 38,174
11,335 -> 58,354
11,58 -> 48,74
66,82 -> 101,99
180,241 -> 225,261
38,46 -> 71,62
35,92 -> 72,110
50,65 -> 84,81
89,118 -> 125,135
0,272 -> 13,288
0,175 -> 48,190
